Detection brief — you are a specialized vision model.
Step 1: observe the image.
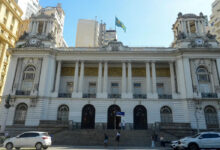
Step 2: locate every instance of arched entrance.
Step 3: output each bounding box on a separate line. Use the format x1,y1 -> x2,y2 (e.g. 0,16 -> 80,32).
81,104 -> 95,129
133,105 -> 147,129
204,106 -> 219,129
14,103 -> 28,125
107,105 -> 121,129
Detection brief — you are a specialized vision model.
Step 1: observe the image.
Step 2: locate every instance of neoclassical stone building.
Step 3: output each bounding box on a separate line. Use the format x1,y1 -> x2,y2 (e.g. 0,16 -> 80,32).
0,12 -> 220,132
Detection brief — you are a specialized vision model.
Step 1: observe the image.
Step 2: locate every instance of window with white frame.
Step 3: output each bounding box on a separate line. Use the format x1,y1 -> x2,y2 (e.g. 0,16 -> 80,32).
89,82 -> 96,94
111,83 -> 119,94
66,82 -> 73,93
157,83 -> 164,94
21,65 -> 36,91
196,67 -> 211,93
134,83 -> 141,94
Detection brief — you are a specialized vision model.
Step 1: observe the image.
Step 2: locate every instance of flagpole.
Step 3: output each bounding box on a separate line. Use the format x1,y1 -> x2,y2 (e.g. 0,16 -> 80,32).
115,16 -> 116,31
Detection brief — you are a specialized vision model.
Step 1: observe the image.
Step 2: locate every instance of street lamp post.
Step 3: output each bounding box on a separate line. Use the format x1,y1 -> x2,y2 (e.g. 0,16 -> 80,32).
0,95 -> 11,133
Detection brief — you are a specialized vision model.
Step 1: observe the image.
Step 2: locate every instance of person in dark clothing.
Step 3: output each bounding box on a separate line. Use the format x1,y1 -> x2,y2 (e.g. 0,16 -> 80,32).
116,131 -> 120,146
104,133 -> 108,147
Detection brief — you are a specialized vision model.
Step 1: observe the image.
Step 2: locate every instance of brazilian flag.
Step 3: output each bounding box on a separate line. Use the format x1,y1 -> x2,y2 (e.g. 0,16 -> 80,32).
115,17 -> 126,32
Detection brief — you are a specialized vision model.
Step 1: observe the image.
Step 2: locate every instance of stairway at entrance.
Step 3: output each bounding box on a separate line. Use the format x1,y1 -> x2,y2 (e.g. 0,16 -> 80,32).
52,129 -> 155,146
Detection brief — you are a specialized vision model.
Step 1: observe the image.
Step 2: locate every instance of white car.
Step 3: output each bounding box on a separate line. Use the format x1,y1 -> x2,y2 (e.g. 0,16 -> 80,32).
3,131 -> 52,150
178,132 -> 220,150
171,140 -> 179,150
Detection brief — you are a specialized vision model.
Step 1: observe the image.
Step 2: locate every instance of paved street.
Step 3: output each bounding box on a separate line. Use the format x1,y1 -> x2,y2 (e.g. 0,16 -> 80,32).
0,146 -> 171,150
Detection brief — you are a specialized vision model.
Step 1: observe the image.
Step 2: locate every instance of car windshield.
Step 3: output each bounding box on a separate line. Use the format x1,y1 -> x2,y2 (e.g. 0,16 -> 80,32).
191,134 -> 200,138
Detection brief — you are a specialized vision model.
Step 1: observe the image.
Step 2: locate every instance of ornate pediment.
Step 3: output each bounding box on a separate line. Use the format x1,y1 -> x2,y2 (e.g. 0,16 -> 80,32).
104,41 -> 129,51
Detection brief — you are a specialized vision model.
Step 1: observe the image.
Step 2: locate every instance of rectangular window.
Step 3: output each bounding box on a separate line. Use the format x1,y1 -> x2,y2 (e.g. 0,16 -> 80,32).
111,83 -> 119,94
89,82 -> 96,94
66,82 -> 73,93
157,83 -> 164,94
134,83 -> 141,94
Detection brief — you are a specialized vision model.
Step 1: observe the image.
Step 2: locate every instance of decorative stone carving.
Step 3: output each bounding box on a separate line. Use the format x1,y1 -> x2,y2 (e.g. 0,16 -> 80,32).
105,41 -> 129,51
30,98 -> 38,107
188,39 -> 211,48
206,31 -> 216,40
19,31 -> 29,40
177,32 -> 186,40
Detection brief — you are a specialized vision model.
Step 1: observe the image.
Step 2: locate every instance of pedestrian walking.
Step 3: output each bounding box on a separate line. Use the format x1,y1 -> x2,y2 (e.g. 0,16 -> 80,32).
115,131 -> 120,146
160,136 -> 165,147
104,133 -> 108,147
151,133 -> 156,148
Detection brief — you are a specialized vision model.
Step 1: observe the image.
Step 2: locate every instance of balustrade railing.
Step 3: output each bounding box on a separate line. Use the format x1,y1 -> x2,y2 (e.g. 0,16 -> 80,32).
108,94 -> 121,99
83,93 -> 96,98
58,93 -> 71,98
158,94 -> 172,99
201,93 -> 218,98
15,90 -> 31,96
133,94 -> 147,99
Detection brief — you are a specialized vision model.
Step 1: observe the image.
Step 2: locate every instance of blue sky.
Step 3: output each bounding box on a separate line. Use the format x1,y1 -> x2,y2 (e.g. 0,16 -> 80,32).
39,0 -> 214,47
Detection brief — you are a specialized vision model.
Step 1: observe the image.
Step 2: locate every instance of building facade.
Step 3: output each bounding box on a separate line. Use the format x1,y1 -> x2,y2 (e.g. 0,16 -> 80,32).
0,13 -> 220,131
14,0 -> 40,20
0,0 -> 23,97
209,0 -> 220,42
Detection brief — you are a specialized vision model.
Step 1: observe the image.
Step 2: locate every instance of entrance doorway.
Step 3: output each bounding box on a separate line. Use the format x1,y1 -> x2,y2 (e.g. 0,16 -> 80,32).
107,105 -> 121,129
81,104 -> 95,129
133,105 -> 147,129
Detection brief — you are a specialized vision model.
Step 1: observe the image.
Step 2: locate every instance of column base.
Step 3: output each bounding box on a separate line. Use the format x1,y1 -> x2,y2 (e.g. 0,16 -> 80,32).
193,92 -> 201,98
72,92 -> 83,98
172,93 -> 179,99
97,93 -> 108,98
147,93 -> 158,99
51,92 -> 58,97
122,93 -> 133,99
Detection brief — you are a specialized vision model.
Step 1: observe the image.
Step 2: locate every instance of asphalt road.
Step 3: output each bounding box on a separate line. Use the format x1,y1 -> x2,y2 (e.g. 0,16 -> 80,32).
0,146 -> 171,150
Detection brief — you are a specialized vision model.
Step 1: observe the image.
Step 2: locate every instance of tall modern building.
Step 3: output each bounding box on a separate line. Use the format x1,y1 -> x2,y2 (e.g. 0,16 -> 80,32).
76,19 -> 117,47
0,0 -> 23,98
14,0 -> 40,20
210,0 -> 220,42
0,12 -> 220,136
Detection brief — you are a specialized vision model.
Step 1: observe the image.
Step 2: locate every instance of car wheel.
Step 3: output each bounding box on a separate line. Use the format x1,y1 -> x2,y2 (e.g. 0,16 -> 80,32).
15,147 -> 20,150
43,146 -> 48,149
188,143 -> 199,150
6,142 -> 13,150
35,142 -> 43,150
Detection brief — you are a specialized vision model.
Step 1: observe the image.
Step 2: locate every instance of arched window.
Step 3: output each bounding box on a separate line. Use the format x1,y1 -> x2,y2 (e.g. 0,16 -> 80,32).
21,65 -> 36,91
14,103 -> 28,124
160,106 -> 173,123
57,105 -> 69,121
196,67 -> 211,93
204,106 -> 219,128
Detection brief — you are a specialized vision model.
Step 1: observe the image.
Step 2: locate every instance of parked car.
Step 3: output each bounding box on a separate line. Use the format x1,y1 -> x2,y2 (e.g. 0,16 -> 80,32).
3,131 -> 52,150
171,140 -> 179,150
178,132 -> 220,150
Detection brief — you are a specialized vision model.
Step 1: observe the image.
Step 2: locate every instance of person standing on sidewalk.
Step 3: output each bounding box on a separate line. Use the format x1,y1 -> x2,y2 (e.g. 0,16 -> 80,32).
104,133 -> 108,147
116,131 -> 120,147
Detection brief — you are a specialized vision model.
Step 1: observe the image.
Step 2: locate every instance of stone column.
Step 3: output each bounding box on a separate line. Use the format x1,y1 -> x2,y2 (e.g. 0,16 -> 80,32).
54,61 -> 61,95
146,62 -> 151,95
42,21 -> 46,33
127,62 -> 133,98
195,21 -> 198,34
187,21 -> 191,36
78,61 -> 84,97
170,62 -> 177,98
97,62 -> 103,98
122,62 -> 127,97
72,61 -> 79,96
151,62 -> 158,98
102,62 -> 108,98
31,22 -> 36,34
